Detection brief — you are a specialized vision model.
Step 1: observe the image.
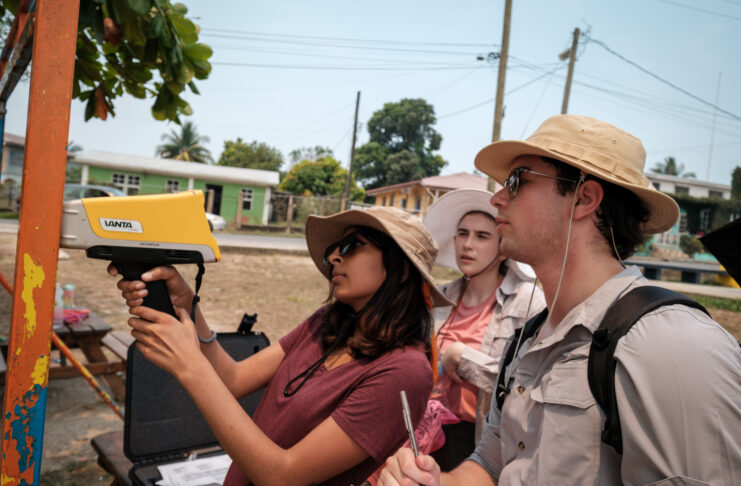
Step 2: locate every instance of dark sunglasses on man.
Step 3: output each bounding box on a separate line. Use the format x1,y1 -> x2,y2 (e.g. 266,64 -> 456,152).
503,166 -> 579,198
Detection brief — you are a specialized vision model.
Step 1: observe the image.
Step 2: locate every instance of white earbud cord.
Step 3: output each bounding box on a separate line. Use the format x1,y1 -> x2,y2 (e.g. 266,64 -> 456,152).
503,172 -> 585,384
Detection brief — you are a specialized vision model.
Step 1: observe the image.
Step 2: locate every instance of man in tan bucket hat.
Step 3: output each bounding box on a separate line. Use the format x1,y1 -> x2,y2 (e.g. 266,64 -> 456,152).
379,115 -> 741,486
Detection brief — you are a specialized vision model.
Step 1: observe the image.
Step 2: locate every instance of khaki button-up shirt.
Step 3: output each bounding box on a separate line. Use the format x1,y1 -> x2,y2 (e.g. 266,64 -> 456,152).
471,266 -> 741,485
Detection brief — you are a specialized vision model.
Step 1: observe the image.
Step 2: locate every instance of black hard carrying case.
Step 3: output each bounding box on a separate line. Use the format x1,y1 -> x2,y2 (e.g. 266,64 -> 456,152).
123,329 -> 270,486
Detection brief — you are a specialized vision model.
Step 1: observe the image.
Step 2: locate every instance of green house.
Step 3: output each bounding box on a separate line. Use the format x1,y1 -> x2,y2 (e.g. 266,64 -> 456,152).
75,151 -> 279,225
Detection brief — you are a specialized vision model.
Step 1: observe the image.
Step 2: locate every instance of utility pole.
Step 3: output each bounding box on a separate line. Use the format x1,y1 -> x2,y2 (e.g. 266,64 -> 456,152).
341,90 -> 361,211
561,27 -> 580,114
488,0 -> 512,193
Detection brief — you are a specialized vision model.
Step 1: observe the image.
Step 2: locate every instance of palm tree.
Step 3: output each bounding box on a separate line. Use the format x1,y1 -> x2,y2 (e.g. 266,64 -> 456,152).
651,156 -> 696,178
155,121 -> 213,163
66,140 -> 83,154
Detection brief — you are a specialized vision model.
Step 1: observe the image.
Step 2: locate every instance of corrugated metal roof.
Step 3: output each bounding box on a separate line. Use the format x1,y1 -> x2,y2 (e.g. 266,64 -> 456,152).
75,150 -> 280,186
366,172 -> 488,195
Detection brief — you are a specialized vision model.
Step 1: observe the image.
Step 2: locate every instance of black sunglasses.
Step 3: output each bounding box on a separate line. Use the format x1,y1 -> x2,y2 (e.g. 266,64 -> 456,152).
323,231 -> 367,265
503,167 -> 578,198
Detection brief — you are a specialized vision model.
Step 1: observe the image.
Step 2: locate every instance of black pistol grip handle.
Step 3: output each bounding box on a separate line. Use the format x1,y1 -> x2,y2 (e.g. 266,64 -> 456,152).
115,262 -> 177,318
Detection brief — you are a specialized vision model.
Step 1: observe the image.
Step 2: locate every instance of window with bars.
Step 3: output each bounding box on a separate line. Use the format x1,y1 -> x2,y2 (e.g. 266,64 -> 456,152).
240,188 -> 253,210
675,186 -> 689,195
166,180 -> 180,193
708,190 -> 723,199
112,173 -> 141,195
699,209 -> 711,230
679,213 -> 688,233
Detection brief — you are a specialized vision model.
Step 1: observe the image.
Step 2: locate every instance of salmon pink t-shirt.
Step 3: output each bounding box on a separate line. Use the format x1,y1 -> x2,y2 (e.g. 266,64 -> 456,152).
431,289 -> 497,423
223,307 -> 432,486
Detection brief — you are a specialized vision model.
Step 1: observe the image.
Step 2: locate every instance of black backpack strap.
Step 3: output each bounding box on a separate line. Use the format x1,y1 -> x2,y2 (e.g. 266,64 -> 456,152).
495,308 -> 549,410
588,286 -> 709,454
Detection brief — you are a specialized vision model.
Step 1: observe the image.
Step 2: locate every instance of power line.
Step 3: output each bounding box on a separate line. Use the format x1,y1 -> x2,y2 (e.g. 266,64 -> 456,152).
587,37 -> 741,121
438,66 -> 563,119
212,61 -> 480,71
201,28 -> 499,48
203,32 -> 485,57
655,0 -> 741,21
210,45 -> 458,65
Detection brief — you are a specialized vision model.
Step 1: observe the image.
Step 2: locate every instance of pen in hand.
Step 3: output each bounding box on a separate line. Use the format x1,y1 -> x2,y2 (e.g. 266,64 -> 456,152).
400,390 -> 419,457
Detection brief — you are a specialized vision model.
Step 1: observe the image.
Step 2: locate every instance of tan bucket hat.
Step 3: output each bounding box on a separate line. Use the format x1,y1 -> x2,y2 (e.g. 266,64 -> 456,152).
474,114 -> 679,234
305,206 -> 454,307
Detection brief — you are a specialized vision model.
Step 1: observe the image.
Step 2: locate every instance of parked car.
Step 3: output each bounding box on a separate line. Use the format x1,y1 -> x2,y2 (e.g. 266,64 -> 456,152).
205,212 -> 226,231
62,183 -> 224,232
63,183 -> 127,200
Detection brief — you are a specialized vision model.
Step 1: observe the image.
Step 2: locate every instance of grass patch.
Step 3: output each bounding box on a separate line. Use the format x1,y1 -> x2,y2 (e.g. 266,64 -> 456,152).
0,212 -> 19,219
684,293 -> 741,313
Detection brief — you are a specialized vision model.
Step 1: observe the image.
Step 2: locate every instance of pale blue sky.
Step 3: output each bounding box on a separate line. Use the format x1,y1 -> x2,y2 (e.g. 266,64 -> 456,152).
6,0 -> 741,184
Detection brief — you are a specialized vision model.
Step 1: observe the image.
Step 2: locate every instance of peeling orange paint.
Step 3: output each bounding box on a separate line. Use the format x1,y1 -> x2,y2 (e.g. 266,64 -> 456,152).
21,253 -> 45,337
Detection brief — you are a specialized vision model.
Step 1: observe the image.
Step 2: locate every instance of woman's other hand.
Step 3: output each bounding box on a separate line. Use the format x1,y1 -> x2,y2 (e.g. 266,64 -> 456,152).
441,342 -> 465,384
128,305 -> 205,378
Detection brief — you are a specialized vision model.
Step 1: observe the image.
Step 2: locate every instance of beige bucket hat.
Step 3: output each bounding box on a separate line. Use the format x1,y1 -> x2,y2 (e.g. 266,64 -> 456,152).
474,114 -> 679,234
305,206 -> 454,307
423,188 -> 536,281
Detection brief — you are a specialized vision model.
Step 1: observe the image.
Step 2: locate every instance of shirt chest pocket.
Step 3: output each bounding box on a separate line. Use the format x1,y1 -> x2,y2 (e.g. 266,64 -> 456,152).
530,361 -> 600,447
538,361 -> 595,409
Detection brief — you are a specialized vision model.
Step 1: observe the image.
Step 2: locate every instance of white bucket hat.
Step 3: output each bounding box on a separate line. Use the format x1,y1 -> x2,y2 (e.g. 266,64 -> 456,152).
474,114 -> 679,234
423,188 -> 535,281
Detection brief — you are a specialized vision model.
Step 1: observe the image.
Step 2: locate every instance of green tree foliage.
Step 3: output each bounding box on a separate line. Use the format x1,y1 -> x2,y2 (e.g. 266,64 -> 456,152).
278,156 -> 364,200
731,166 -> 741,201
217,138 -> 283,172
288,146 -> 333,166
679,234 -> 703,258
651,156 -> 696,178
354,98 -> 447,189
155,120 -> 212,162
0,0 -> 212,123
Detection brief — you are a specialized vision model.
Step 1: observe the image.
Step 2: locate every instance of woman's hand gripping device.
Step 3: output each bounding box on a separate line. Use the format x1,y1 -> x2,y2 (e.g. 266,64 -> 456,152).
60,190 -> 221,317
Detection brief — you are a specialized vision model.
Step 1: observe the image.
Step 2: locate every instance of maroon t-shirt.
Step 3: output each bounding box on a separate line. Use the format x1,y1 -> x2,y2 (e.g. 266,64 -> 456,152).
223,307 -> 432,486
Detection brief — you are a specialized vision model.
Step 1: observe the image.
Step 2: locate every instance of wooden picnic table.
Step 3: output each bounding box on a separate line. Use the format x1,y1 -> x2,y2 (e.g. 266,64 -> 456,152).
0,310 -> 134,402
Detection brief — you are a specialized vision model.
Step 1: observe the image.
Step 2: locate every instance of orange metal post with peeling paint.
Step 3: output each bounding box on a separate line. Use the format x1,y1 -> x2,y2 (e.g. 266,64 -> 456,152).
0,1 -> 80,484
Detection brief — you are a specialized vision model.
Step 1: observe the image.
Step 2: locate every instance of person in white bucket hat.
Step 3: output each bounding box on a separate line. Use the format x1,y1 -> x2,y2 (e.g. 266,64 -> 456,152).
380,115 -> 741,486
421,188 -> 544,471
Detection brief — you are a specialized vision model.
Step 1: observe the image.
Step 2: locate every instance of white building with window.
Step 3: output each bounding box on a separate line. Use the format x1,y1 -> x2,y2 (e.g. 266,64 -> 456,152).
645,173 -> 731,199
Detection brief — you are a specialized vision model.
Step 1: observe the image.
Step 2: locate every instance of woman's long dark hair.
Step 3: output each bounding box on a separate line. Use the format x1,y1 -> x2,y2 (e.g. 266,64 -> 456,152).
320,226 -> 431,359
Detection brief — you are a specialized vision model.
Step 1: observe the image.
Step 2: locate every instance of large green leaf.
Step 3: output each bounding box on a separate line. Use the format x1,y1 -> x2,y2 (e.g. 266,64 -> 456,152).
122,17 -> 147,46
84,95 -> 96,121
171,2 -> 187,14
92,5 -> 106,44
167,11 -> 197,44
78,0 -> 96,30
176,58 -> 194,85
146,14 -> 164,38
183,43 -> 212,61
126,0 -> 151,15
